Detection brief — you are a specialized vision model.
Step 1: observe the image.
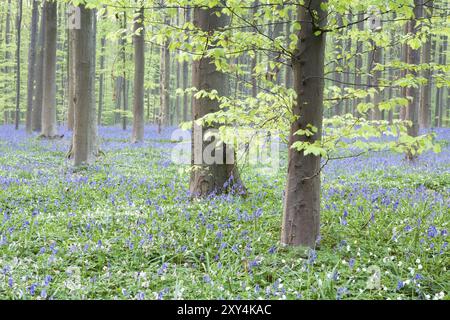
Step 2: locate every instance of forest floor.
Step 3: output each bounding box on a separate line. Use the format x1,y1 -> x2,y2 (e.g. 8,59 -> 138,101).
0,125 -> 449,300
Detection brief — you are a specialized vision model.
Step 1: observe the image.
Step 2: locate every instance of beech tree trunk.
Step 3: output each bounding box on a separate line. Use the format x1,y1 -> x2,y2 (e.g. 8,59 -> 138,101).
160,15 -> 171,127
41,1 -> 58,138
419,2 -> 433,129
14,0 -> 23,130
182,6 -> 191,122
405,1 -> 422,160
3,0 -> 11,125
354,13 -> 364,116
70,4 -> 97,166
131,5 -> 145,143
67,21 -> 75,131
32,1 -> 46,132
26,0 -> 39,134
189,7 -> 245,197
281,1 -> 327,247
98,36 -> 106,126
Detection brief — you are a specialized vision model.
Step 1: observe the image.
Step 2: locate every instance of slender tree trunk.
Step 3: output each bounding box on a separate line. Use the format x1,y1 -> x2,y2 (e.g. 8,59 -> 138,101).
70,5 -> 97,166
131,5 -> 145,143
3,0 -> 11,125
182,6 -> 191,122
400,23 -> 409,121
343,13 -> 352,114
26,0 -> 39,133
67,20 -> 75,131
436,36 -> 447,127
122,13 -> 128,131
189,7 -> 245,197
41,1 -> 58,138
281,1 -> 327,247
419,2 -> 433,129
160,15 -> 171,127
98,36 -> 106,126
405,1 -> 422,160
354,13 -> 364,116
14,0 -> 23,130
32,1 -> 46,132
369,39 -> 382,121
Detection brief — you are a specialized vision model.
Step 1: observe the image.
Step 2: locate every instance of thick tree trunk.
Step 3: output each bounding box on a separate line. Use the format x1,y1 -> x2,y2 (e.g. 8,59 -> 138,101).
70,5 -> 97,166
26,0 -> 39,134
189,7 -> 245,197
131,6 -> 145,143
281,1 -> 327,247
41,1 -> 58,138
32,1 -> 46,132
284,7 -> 293,90
14,0 -> 23,130
405,1 -> 422,160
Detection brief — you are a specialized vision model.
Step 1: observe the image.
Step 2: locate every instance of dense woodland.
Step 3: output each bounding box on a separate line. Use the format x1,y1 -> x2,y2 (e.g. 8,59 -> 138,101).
0,0 -> 449,300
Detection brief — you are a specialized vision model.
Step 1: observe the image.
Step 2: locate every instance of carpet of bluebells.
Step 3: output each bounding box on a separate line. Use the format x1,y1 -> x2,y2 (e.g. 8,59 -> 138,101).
0,125 -> 449,300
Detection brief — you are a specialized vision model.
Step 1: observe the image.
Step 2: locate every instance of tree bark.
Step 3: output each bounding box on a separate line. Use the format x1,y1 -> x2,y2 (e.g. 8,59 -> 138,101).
26,0 -> 39,134
405,1 -> 423,160
3,0 -> 12,125
281,1 -> 327,247
14,0 -> 23,130
419,2 -> 433,129
98,36 -> 106,126
32,1 -> 46,132
160,15 -> 171,127
70,4 -> 98,166
354,13 -> 364,116
41,1 -> 58,138
131,5 -> 145,143
189,7 -> 245,197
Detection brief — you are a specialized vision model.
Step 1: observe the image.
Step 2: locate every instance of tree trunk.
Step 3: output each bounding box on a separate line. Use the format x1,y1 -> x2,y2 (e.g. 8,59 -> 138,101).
32,1 -> 46,132
3,0 -> 11,125
354,13 -> 364,116
131,5 -> 145,143
419,2 -> 433,129
122,13 -> 128,131
67,21 -> 75,131
369,39 -> 382,121
98,36 -> 106,126
281,1 -> 327,247
26,0 -> 39,133
160,15 -> 171,127
70,4 -> 97,166
14,0 -> 23,130
182,6 -> 191,122
435,36 -> 447,127
405,1 -> 423,160
41,1 -> 58,138
189,7 -> 245,197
